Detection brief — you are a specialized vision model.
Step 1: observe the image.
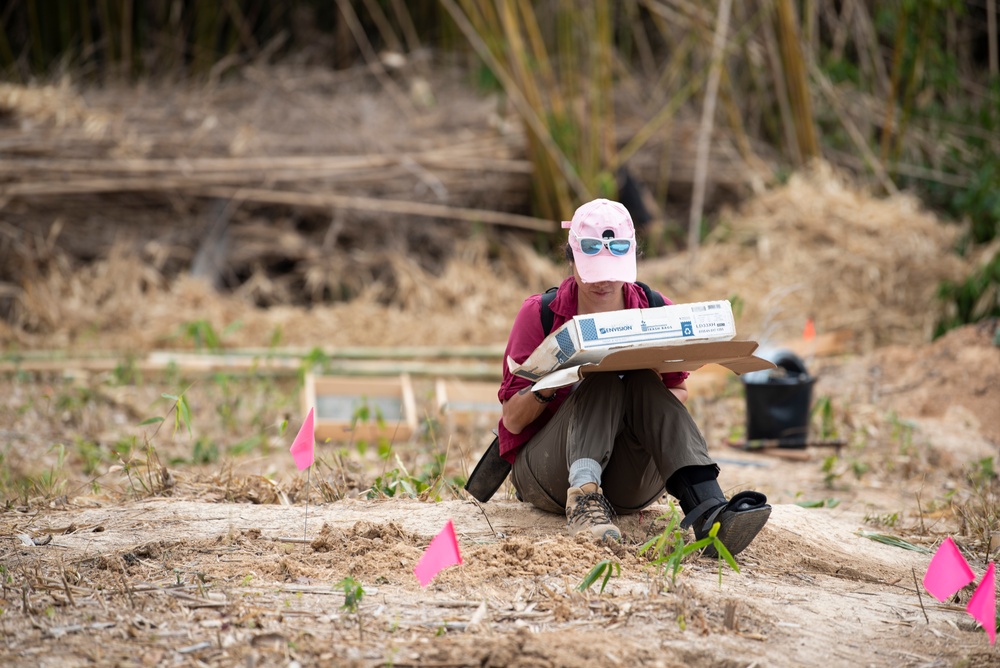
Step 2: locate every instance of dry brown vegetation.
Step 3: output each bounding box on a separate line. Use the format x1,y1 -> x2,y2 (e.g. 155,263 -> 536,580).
1,68 -> 999,667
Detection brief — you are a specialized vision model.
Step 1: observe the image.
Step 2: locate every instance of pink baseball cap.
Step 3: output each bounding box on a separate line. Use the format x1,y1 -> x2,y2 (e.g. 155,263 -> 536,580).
561,198 -> 637,283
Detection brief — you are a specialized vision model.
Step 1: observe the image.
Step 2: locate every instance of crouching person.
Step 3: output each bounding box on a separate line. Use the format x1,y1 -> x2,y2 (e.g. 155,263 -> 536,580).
497,198 -> 770,555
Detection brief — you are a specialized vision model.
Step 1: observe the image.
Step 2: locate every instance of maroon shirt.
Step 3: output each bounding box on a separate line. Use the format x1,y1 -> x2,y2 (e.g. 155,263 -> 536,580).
497,276 -> 689,463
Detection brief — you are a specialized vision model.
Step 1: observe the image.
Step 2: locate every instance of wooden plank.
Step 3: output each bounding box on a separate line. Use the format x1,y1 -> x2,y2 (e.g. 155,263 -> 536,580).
0,354 -> 500,380
434,379 -> 502,432
304,373 -> 418,443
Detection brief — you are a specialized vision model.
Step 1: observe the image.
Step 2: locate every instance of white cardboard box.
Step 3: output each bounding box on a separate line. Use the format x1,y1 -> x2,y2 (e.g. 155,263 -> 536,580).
508,300 -> 774,391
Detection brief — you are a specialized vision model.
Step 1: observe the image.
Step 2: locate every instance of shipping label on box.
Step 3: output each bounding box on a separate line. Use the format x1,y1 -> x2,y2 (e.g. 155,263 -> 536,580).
510,300 -> 737,382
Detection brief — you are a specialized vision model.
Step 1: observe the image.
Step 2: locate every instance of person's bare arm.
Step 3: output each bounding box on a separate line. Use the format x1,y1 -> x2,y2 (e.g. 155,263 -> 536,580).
501,386 -> 554,434
669,380 -> 689,405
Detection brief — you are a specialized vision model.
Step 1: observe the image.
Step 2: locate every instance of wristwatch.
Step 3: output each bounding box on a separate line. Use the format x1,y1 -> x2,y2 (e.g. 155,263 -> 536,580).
532,389 -> 556,404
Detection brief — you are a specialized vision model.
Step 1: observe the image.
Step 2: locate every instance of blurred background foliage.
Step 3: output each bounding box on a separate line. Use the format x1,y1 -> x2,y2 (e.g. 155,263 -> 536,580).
0,0 -> 997,333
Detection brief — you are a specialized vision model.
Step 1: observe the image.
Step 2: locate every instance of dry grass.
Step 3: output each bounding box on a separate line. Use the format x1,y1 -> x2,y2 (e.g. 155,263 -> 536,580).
645,161 -> 969,350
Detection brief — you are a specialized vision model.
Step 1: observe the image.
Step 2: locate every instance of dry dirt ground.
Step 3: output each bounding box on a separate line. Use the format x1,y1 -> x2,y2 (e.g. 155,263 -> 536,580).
2,71 -> 1000,668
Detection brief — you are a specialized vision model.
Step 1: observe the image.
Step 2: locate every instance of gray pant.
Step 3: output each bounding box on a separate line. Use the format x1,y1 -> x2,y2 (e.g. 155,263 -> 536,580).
511,369 -> 715,515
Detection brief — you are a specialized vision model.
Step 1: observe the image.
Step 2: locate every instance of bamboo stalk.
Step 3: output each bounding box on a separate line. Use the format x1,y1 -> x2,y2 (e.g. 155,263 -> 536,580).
758,0 -> 798,162
687,0 -> 732,263
0,177 -> 552,231
508,0 -> 569,222
191,1 -> 219,76
803,0 -> 817,61
719,68 -> 769,184
121,0 -> 132,78
360,0 -> 403,54
852,0 -> 890,96
810,63 -> 898,195
989,0 -> 999,78
830,0 -> 855,62
0,151 -> 533,176
201,186 -> 553,231
715,1 -> 768,177
891,3 -> 934,167
516,0 -> 565,119
618,68 -> 706,165
0,4 -> 19,78
223,0 -> 259,53
26,0 -> 44,73
773,0 -> 818,161
334,0 -> 413,115
389,0 -> 422,53
640,0 -> 710,129
879,2 -> 908,163
593,0 -> 615,182
438,0 -> 589,207
624,0 -> 656,78
653,0 -> 713,30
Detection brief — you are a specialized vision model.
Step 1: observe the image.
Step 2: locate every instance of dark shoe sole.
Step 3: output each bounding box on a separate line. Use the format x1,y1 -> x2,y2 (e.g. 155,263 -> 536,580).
702,505 -> 771,558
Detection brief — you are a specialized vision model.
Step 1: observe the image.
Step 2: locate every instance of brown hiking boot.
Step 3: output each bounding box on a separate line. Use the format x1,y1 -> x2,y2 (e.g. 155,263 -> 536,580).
566,484 -> 621,542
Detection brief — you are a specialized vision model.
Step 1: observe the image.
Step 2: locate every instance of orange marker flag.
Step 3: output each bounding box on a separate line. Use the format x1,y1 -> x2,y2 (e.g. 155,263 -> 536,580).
414,519 -> 463,587
289,407 -> 315,471
803,317 -> 816,342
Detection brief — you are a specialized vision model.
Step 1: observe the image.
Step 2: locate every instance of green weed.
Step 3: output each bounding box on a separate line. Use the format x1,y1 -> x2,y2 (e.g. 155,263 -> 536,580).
229,434 -> 264,457
638,502 -> 740,590
864,510 -> 900,528
110,354 -> 142,386
298,347 -> 331,386
337,576 -> 364,613
176,319 -> 241,351
1,442 -> 72,505
857,531 -> 932,554
337,576 -> 365,641
888,412 -> 915,455
812,395 -> 839,440
210,373 -> 242,432
577,559 -> 620,594
369,456 -> 429,499
956,457 -> 1000,562
160,391 -> 194,438
850,459 -> 870,480
75,438 -> 106,476
191,438 -> 220,465
821,455 -> 843,489
795,498 -> 840,509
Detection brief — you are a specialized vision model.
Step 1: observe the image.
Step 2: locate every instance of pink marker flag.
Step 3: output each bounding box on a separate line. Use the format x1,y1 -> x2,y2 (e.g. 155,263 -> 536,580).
413,519 -> 463,587
924,536 -> 976,601
289,407 -> 315,471
967,562 -> 996,645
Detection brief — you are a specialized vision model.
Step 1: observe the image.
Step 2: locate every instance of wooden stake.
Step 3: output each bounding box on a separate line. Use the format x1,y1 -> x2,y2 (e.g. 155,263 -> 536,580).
303,466 -> 311,541
912,567 -> 929,624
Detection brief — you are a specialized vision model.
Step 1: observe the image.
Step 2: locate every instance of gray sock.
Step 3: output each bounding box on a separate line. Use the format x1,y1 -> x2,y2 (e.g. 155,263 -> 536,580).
568,458 -> 602,490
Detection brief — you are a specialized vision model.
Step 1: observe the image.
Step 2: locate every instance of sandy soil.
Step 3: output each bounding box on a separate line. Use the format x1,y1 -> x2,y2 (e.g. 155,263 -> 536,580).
1,323 -> 997,667
1,69 -> 999,667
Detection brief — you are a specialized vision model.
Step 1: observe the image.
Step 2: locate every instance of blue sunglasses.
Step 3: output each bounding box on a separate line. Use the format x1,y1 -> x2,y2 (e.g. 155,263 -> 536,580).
572,231 -> 632,257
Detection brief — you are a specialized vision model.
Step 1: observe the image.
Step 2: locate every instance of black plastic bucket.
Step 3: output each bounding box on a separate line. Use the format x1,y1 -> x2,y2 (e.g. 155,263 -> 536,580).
742,350 -> 815,447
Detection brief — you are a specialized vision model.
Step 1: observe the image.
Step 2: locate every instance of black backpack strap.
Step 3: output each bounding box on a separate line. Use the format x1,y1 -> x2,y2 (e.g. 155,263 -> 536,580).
540,282 -> 662,336
540,286 -> 559,336
637,281 -> 665,308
